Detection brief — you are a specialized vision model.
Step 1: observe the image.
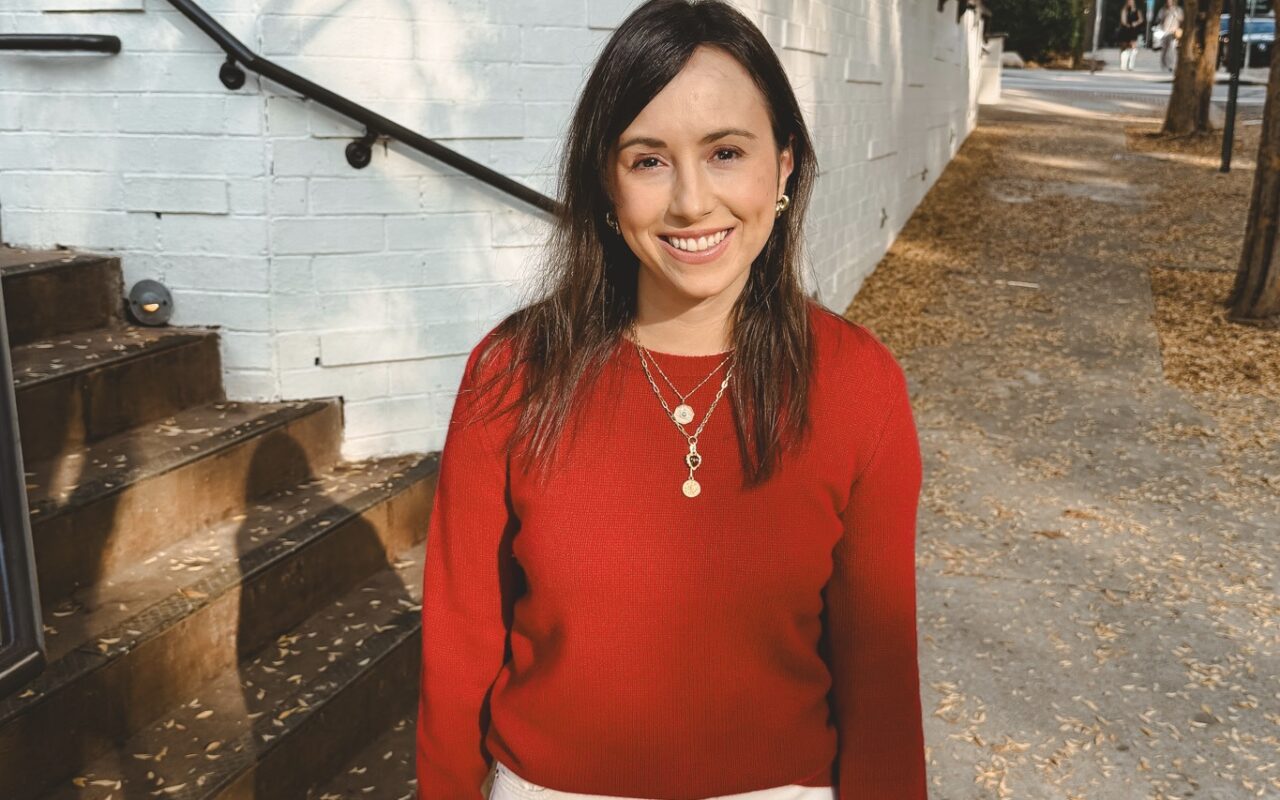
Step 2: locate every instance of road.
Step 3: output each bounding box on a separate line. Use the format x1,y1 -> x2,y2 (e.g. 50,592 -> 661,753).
996,47 -> 1269,121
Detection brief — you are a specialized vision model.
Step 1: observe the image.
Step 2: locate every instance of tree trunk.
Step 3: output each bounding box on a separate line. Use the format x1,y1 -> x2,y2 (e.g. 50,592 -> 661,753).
1163,0 -> 1225,135
1071,0 -> 1086,69
1230,41 -> 1280,323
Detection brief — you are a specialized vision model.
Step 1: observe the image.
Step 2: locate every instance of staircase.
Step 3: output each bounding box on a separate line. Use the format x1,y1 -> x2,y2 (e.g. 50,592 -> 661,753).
0,246 -> 436,800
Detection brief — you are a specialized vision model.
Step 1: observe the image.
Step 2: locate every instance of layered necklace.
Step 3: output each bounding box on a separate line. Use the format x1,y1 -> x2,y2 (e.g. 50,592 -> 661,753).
627,319 -> 736,498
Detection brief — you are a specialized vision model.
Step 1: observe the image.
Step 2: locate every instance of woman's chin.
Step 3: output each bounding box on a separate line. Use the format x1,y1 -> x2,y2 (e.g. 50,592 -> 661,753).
661,263 -> 751,304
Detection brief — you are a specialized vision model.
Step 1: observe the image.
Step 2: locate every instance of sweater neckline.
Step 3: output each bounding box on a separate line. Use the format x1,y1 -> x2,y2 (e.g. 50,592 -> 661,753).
614,335 -> 737,379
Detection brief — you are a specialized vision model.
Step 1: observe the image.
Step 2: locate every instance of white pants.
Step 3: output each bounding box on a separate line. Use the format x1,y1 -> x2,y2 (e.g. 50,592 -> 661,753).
490,760 -> 837,800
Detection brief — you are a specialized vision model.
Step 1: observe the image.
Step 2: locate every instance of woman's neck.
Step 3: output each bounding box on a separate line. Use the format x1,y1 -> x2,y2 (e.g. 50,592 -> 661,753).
628,314 -> 734,356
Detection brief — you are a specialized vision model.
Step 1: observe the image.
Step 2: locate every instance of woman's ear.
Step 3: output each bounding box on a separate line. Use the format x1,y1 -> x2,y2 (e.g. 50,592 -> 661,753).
778,134 -> 795,198
602,149 -> 619,208
599,146 -> 612,202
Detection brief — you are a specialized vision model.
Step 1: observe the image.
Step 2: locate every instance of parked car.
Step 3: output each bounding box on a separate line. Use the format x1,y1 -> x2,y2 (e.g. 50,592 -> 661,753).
1217,14 -> 1274,70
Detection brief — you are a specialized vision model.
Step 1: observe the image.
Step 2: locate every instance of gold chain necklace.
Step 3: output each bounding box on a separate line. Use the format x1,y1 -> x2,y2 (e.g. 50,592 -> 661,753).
644,344 -> 734,425
628,319 -> 736,498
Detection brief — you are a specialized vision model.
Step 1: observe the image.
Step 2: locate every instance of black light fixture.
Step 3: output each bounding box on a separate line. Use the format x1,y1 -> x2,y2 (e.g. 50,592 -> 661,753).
938,0 -> 983,24
127,279 -> 173,326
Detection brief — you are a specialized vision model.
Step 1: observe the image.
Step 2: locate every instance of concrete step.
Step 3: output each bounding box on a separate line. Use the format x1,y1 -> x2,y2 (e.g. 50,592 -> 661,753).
12,325 -> 224,464
0,245 -> 441,800
1,454 -> 436,800
309,712 -> 420,800
28,399 -> 344,604
30,540 -> 427,800
0,247 -> 123,346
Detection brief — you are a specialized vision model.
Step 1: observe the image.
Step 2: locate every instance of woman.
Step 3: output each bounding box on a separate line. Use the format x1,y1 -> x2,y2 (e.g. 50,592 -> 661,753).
415,2 -> 927,799
1117,0 -> 1146,71
1155,0 -> 1184,73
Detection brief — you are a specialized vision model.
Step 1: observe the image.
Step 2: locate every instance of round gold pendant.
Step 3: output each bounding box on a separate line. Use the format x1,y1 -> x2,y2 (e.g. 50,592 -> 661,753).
673,404 -> 695,425
682,478 -> 701,497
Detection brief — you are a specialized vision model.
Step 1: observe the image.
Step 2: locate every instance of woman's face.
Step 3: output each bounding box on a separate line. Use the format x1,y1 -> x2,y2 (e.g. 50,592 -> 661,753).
607,45 -> 794,317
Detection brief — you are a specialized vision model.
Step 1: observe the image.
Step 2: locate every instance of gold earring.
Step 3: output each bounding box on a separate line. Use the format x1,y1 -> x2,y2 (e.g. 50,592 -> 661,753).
775,194 -> 790,218
605,210 -> 620,234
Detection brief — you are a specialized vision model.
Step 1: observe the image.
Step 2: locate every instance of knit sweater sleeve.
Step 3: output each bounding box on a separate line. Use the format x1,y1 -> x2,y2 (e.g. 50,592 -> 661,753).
824,342 -> 928,799
416,339 -> 515,800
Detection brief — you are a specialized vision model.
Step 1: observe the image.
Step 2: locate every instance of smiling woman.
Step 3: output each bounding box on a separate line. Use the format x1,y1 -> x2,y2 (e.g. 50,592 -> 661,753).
606,46 -> 793,339
415,2 -> 928,799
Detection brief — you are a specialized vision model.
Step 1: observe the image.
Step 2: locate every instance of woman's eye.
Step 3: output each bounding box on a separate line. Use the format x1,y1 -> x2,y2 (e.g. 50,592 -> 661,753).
629,148 -> 742,170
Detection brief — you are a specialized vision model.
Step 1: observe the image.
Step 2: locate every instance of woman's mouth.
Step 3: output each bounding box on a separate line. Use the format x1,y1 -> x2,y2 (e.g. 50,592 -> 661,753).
657,227 -> 735,265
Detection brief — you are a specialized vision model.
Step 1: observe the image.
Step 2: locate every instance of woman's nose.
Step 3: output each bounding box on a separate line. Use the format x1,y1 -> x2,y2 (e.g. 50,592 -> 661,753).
668,163 -> 714,221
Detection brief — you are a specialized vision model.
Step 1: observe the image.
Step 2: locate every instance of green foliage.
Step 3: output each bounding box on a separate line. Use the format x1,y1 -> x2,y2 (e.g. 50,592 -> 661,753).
987,0 -> 1082,62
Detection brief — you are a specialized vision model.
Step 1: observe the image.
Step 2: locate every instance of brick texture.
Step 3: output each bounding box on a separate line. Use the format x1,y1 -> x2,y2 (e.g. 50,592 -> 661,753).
0,0 -> 984,457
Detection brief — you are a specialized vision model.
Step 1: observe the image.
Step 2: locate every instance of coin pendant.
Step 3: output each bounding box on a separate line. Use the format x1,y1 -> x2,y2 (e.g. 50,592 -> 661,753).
682,478 -> 701,497
673,404 -> 695,425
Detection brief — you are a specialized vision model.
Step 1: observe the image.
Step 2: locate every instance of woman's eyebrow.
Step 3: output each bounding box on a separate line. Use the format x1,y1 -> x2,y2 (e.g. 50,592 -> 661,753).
618,128 -> 758,151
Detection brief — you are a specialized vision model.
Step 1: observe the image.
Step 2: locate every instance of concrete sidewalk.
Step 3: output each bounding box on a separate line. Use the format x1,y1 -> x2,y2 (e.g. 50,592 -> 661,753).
857,93 -> 1279,799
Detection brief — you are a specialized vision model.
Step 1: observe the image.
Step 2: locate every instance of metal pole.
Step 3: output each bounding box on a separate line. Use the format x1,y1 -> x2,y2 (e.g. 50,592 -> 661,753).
1244,0 -> 1252,69
1095,0 -> 1105,55
1245,0 -> 1257,68
1222,0 -> 1246,172
0,278 -> 45,699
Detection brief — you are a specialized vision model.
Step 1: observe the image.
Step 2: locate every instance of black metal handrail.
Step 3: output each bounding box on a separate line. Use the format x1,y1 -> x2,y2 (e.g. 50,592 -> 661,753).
165,0 -> 561,217
0,34 -> 121,53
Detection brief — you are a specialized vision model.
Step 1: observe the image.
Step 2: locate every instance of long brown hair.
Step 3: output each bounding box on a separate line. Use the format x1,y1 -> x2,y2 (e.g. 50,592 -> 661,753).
465,0 -> 820,490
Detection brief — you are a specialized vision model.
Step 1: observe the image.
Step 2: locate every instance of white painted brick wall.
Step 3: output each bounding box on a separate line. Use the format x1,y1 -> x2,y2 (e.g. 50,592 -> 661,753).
0,0 -> 983,461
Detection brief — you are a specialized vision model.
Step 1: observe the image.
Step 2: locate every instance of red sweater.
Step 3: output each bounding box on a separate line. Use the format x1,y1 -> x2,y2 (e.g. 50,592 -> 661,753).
416,301 -> 927,800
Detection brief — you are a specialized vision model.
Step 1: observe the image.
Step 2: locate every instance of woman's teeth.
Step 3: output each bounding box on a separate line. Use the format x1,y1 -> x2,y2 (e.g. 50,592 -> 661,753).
663,228 -> 729,252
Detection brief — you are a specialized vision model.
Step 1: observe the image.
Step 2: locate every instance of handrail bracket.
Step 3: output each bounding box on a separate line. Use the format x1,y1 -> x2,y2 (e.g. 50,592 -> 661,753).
347,127 -> 380,169
219,55 -> 246,90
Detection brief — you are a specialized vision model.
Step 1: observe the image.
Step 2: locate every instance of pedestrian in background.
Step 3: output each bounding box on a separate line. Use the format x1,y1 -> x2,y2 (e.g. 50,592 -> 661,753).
1155,0 -> 1185,72
1117,0 -> 1146,71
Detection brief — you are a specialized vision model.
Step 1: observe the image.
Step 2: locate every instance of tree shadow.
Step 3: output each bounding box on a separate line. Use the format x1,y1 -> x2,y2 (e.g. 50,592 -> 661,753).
234,434 -> 414,798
